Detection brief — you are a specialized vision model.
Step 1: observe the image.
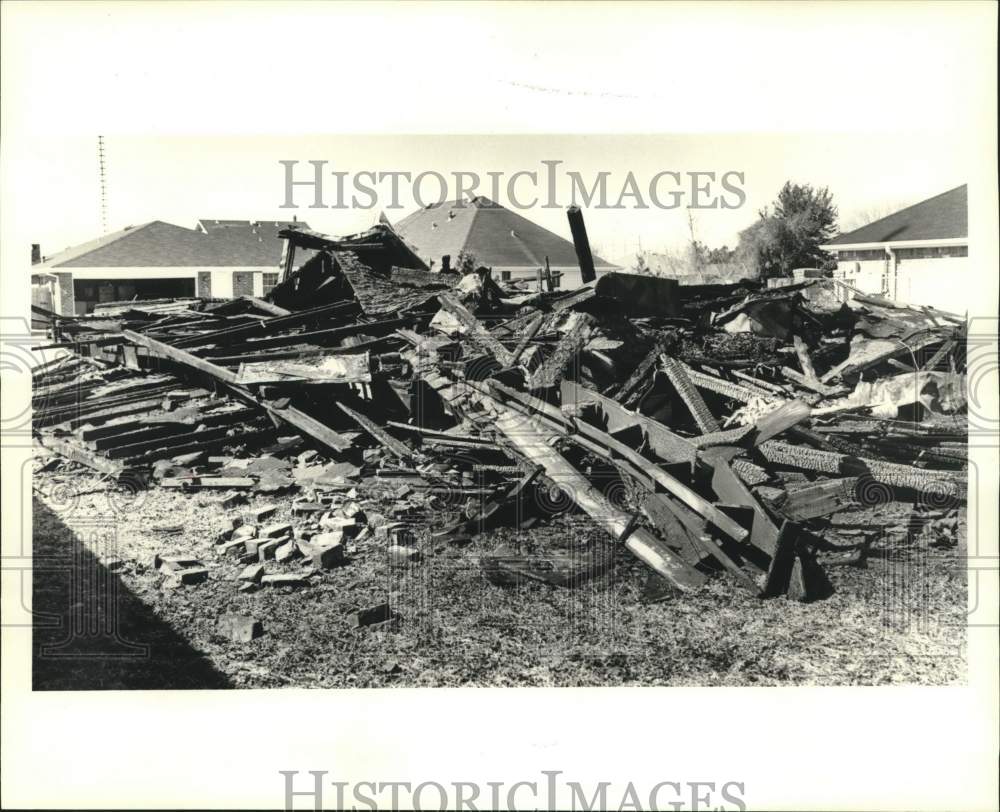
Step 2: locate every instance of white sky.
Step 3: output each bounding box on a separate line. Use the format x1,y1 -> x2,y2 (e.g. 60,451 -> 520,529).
2,2 -> 985,267
12,133 -> 971,264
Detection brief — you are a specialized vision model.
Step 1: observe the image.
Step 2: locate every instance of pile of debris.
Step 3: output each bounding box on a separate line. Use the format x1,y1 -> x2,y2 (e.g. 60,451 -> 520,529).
32,219 -> 967,605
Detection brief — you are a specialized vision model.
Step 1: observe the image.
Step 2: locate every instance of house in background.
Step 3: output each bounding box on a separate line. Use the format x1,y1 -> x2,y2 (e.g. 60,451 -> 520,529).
394,196 -> 618,288
31,219 -> 312,315
822,185 -> 968,314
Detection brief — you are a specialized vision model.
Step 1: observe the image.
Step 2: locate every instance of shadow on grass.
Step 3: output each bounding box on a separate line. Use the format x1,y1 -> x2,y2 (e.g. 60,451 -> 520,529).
32,497 -> 230,690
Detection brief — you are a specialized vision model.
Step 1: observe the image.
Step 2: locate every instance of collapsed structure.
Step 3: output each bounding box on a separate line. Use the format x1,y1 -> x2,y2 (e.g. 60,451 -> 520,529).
31,214 -> 967,608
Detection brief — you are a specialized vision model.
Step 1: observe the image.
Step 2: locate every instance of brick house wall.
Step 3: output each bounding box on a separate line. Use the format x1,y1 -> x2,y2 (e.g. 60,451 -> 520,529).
197,272 -> 212,298
232,271 -> 254,297
55,272 -> 75,315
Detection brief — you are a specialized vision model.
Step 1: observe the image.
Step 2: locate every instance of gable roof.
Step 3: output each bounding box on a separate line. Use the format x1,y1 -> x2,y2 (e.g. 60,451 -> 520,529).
827,185 -> 967,246
35,219 -> 313,269
394,196 -> 617,270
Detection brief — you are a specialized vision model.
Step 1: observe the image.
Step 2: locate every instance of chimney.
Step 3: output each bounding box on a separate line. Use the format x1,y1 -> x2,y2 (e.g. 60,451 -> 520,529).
31,244 -> 41,265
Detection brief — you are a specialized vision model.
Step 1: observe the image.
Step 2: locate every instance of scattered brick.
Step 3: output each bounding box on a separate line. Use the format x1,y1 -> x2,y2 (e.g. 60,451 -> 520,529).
217,613 -> 263,642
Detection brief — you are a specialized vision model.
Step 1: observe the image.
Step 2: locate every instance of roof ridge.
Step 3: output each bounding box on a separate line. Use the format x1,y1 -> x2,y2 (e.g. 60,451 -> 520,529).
835,184 -> 966,242
36,221 -> 164,268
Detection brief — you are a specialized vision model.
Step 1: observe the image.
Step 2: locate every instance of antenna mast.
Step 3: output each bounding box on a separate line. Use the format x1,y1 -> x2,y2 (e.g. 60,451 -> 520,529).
97,135 -> 109,233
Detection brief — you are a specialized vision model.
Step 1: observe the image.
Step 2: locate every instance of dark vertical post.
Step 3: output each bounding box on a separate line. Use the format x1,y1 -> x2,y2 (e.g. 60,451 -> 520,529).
278,237 -> 296,282
567,206 -> 596,284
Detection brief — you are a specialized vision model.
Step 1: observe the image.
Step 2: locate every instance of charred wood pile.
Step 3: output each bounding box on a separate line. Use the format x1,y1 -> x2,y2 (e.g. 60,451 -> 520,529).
31,219 -> 967,604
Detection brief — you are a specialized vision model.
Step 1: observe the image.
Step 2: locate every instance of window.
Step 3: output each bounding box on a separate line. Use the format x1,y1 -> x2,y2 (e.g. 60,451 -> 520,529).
262,272 -> 279,294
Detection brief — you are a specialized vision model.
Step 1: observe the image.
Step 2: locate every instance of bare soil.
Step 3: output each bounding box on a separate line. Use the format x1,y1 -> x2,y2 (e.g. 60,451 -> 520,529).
32,465 -> 967,690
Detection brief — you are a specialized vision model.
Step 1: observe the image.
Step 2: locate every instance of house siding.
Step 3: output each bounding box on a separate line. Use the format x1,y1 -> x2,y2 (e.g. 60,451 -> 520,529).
833,246 -> 969,314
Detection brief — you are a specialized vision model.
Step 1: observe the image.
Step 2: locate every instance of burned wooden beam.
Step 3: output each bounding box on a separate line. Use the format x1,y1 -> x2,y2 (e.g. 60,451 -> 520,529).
169,300 -> 360,349
753,399 -> 811,445
241,296 -> 291,317
775,477 -> 861,521
196,315 -> 419,357
793,335 -> 819,382
684,365 -> 762,403
758,440 -> 965,494
605,338 -> 665,406
528,314 -> 593,390
485,381 -> 749,544
660,354 -> 721,433
566,206 -> 597,284
37,436 -> 125,476
107,420 -> 269,459
338,402 -> 416,461
263,402 -> 353,454
437,293 -> 514,367
123,329 -> 238,384
34,384 -> 183,428
508,312 -> 545,368
493,411 -> 705,592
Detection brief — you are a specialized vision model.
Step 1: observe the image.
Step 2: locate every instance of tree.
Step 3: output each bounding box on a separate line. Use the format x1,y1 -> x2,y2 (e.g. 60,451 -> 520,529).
737,182 -> 838,278
455,249 -> 478,274
841,200 -> 907,232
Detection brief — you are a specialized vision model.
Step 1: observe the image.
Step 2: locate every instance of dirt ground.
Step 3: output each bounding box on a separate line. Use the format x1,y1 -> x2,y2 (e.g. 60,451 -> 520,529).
32,463 -> 967,690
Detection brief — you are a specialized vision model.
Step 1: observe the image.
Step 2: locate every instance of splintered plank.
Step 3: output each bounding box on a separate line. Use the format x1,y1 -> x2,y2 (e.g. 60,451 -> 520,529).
338,402 -> 415,461
753,399 -> 811,445
820,332 -> 943,383
608,338 -> 665,406
693,425 -> 754,449
488,380 -> 748,544
434,466 -> 543,538
437,294 -> 514,366
37,436 -> 125,476
34,384 -> 181,427
127,328 -> 357,456
240,296 -> 291,317
641,492 -> 710,567
660,354 -> 721,433
264,402 -> 353,453
91,424 -> 192,451
66,397 -> 177,430
777,477 -> 861,521
106,420 -> 267,459
762,520 -> 800,598
122,428 -> 275,463
781,367 -> 846,397
123,329 -> 238,384
508,312 -> 545,367
528,314 -> 592,390
493,412 -> 705,592
160,476 -> 255,489
560,380 -> 697,464
684,365 -> 762,403
197,315 -> 416,356
170,300 -> 359,348
758,440 -> 966,494
705,454 -> 779,559
792,335 -> 818,381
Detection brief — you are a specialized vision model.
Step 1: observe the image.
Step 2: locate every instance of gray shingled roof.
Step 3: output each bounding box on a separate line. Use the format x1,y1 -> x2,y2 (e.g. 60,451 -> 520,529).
36,220 -> 313,269
827,185 -> 967,246
393,196 -> 616,270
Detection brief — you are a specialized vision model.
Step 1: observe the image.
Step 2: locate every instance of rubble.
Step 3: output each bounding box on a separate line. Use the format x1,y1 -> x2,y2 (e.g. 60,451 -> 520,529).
31,218 -> 968,613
